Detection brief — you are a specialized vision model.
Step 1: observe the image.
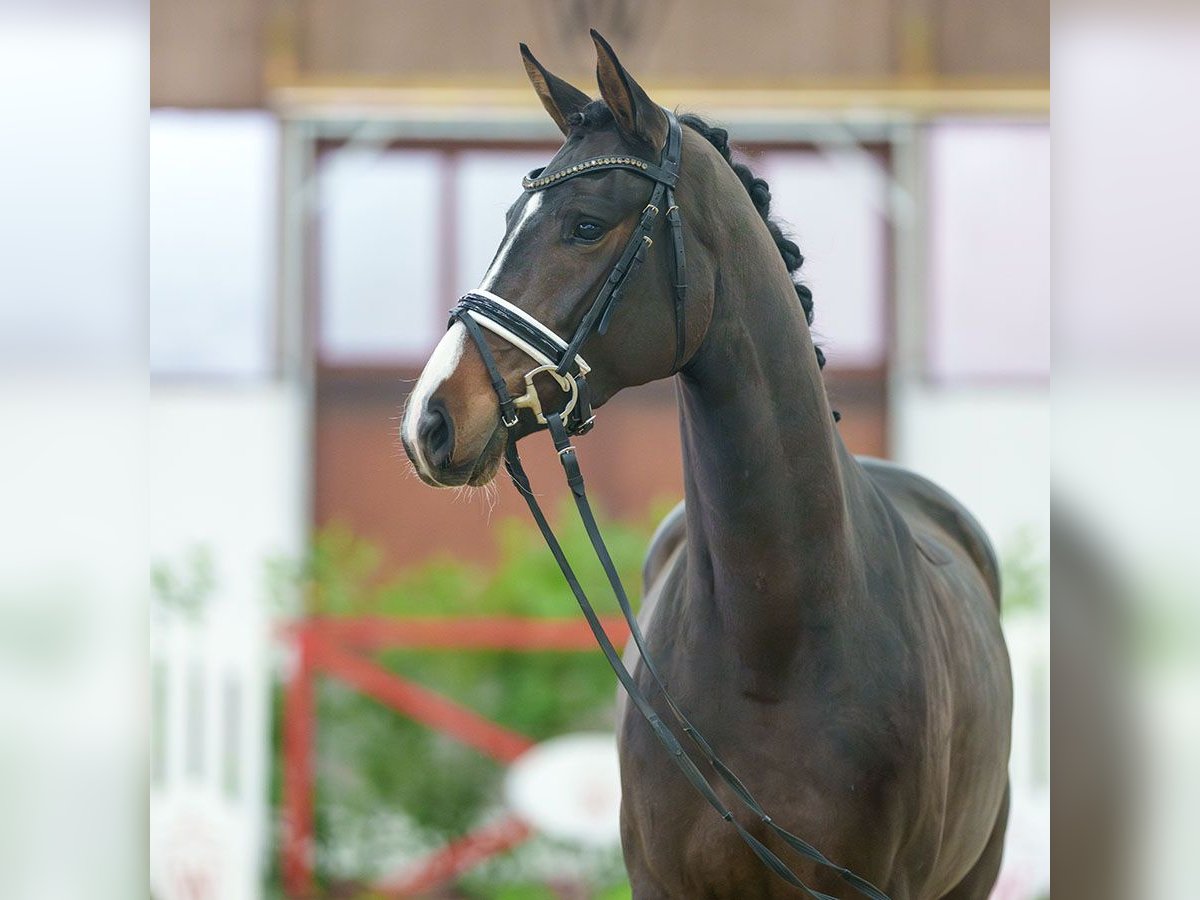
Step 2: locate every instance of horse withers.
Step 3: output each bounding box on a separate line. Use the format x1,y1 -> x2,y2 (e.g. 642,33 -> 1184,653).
401,32 -> 1012,900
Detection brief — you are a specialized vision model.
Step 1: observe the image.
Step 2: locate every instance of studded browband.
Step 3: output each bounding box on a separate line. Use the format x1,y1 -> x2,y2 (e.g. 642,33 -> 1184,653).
521,153 -> 677,191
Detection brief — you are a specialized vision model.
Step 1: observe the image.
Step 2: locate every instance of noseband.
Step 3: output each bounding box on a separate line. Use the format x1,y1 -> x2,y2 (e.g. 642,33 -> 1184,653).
444,112 -> 889,900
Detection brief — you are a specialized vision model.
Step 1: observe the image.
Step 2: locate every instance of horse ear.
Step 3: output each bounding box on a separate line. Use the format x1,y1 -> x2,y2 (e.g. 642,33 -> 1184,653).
520,43 -> 591,136
591,29 -> 668,150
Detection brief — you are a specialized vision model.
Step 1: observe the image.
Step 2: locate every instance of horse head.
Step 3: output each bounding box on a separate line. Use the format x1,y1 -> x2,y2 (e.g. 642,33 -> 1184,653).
401,32 -> 721,487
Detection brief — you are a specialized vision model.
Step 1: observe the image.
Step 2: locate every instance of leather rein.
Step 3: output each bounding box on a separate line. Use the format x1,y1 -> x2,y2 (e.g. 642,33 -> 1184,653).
447,112 -> 890,900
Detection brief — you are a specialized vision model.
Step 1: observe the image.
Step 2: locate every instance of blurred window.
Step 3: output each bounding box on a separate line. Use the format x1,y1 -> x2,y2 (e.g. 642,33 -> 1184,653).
150,111 -> 278,378
925,122 -> 1051,382
755,148 -> 890,370
222,673 -> 242,799
454,151 -> 553,296
317,147 -> 443,364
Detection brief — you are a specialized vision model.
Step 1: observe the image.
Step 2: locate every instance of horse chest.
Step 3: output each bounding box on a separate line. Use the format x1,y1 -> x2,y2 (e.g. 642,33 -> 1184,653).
620,745 -> 868,900
616,666 -> 892,898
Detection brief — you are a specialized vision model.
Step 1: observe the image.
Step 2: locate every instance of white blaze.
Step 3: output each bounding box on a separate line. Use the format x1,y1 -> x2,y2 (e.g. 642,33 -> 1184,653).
402,322 -> 467,479
479,191 -> 543,291
404,191 -> 545,479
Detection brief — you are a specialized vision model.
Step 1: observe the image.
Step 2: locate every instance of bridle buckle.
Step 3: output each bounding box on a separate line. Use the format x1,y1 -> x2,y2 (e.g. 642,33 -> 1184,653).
512,364 -> 579,426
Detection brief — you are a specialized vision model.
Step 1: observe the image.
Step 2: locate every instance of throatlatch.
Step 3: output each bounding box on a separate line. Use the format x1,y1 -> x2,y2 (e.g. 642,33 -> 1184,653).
448,110 -> 890,900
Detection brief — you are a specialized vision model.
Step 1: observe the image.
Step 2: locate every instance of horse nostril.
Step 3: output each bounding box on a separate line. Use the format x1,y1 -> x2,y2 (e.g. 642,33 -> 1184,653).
418,403 -> 455,470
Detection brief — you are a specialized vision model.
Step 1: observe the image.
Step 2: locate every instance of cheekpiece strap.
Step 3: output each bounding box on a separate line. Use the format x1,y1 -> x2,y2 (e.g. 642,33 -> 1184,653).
451,307 -> 519,427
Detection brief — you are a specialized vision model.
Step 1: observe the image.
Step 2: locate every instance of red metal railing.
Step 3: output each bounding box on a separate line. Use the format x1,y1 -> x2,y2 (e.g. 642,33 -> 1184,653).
280,616 -> 630,897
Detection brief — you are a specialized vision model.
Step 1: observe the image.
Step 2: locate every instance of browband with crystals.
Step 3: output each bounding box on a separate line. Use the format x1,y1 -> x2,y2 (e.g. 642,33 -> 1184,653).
522,154 -> 677,191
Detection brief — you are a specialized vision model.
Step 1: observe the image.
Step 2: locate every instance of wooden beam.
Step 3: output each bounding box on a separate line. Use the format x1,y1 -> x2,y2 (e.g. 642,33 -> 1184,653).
269,80 -> 1049,123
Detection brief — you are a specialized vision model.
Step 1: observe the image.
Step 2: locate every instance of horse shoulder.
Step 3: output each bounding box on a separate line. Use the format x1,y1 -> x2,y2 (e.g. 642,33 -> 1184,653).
618,501 -> 688,690
855,456 -> 1002,607
855,456 -> 1012,894
642,499 -> 687,592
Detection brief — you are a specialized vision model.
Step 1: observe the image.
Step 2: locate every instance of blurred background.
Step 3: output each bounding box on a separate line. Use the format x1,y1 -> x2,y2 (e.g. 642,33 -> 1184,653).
144,1 -> 1050,898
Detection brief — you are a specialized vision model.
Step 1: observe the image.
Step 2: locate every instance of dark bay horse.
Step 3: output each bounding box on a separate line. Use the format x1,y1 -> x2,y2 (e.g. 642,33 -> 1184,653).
401,32 -> 1011,900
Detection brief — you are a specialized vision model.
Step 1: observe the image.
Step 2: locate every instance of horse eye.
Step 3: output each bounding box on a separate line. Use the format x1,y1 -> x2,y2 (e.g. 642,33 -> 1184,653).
572,221 -> 605,242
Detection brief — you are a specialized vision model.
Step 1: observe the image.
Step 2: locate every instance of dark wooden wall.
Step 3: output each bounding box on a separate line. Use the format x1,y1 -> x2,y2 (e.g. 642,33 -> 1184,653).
152,0 -> 1048,108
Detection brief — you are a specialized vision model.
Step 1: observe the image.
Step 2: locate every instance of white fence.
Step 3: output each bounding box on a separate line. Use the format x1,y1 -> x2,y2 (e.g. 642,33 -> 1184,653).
149,385 -> 305,900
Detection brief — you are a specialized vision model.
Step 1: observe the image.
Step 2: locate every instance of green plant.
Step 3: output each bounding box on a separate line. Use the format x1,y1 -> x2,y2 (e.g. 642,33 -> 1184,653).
272,502 -> 667,893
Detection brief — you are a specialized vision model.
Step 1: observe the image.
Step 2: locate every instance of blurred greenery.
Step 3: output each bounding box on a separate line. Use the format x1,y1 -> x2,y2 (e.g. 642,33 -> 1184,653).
1000,529 -> 1048,616
266,509 -> 1045,897
268,501 -> 668,896
152,545 -> 215,619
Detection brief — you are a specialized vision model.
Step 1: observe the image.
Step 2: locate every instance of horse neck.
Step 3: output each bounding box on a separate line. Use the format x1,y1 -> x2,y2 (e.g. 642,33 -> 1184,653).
677,224 -> 856,679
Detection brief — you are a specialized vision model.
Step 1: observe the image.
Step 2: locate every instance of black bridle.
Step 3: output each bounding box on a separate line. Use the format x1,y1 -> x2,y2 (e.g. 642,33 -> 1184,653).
450,111 -> 687,438
447,112 -> 890,900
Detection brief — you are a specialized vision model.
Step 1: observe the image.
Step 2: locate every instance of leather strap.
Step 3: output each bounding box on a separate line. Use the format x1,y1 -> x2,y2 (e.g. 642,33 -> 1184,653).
454,292 -> 586,378
496,414 -> 891,900
560,184 -> 664,371
529,112 -> 685,385
449,293 -> 595,434
456,309 -> 519,428
665,187 -> 687,372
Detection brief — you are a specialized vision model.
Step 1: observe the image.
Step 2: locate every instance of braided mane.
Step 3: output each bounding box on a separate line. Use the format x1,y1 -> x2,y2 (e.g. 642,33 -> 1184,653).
677,114 -> 826,370
567,103 -> 826,370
